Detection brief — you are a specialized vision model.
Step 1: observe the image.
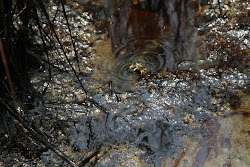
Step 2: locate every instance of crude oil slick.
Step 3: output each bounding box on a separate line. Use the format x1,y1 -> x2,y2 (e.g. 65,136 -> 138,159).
6,0 -> 247,166
85,0 -> 249,166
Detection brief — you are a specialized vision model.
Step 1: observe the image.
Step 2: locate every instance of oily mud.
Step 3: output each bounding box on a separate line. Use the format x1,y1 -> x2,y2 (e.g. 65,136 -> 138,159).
0,0 -> 248,166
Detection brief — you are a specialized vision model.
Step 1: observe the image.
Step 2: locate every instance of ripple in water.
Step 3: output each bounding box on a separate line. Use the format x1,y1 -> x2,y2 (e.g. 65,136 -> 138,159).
108,0 -> 198,92
111,40 -> 175,92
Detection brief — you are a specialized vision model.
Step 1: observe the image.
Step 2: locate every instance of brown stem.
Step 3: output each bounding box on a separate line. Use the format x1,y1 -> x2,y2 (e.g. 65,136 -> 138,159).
0,37 -> 25,129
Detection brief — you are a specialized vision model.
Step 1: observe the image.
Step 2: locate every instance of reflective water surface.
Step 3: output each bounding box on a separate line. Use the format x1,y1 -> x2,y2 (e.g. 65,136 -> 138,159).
2,0 -> 248,166
107,0 -> 199,92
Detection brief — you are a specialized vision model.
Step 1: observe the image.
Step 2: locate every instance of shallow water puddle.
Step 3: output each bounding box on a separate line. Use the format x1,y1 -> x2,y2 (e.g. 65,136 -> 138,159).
25,0 -> 250,166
